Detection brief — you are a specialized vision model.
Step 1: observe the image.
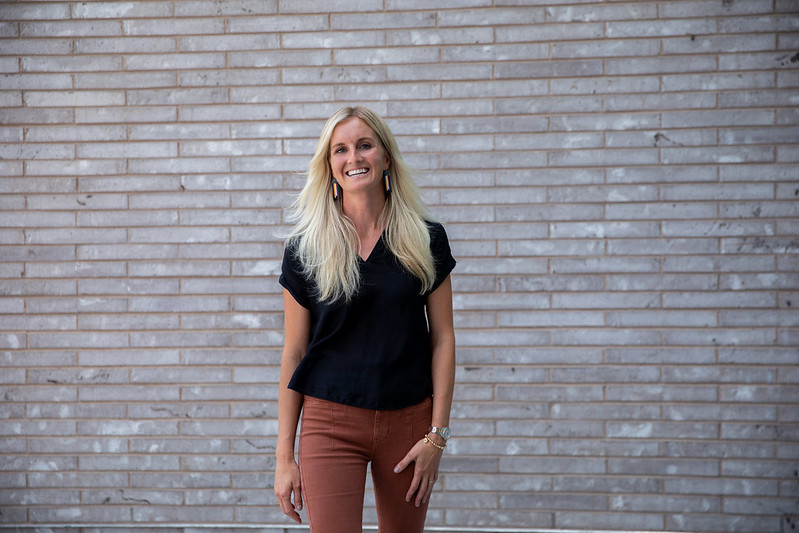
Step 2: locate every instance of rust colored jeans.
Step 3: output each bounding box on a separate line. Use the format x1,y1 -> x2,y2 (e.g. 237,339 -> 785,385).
298,395 -> 433,533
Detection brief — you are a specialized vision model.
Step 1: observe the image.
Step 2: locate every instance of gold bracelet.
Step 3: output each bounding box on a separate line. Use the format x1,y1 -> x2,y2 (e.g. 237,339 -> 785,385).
423,435 -> 446,451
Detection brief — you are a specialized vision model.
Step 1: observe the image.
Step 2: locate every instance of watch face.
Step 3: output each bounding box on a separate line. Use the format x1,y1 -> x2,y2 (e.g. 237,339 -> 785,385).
441,427 -> 451,439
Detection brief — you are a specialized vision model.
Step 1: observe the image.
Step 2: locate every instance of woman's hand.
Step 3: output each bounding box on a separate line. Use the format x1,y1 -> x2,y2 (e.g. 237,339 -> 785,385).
393,435 -> 444,507
274,458 -> 303,523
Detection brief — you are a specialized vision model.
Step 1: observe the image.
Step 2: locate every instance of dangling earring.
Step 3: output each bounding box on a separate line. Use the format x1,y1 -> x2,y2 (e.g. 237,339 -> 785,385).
332,178 -> 341,200
383,170 -> 391,195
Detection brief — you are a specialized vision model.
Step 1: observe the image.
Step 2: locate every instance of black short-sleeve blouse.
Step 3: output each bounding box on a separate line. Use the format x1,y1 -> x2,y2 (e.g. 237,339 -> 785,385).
279,221 -> 456,410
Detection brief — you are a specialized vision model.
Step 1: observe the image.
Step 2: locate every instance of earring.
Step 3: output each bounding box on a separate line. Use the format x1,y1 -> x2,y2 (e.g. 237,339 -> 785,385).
332,178 -> 341,200
383,170 -> 391,195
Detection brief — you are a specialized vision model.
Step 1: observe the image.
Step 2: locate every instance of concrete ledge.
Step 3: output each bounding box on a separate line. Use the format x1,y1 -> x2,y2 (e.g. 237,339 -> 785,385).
0,525 -> 684,533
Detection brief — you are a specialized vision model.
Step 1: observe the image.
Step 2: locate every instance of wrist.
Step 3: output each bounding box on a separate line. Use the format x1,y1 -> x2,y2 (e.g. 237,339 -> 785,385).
275,447 -> 296,462
423,434 -> 447,451
428,425 -> 451,441
425,431 -> 446,446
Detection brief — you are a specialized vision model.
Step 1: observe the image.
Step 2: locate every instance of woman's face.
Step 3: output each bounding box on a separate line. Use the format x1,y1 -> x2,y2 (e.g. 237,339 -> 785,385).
328,117 -> 390,199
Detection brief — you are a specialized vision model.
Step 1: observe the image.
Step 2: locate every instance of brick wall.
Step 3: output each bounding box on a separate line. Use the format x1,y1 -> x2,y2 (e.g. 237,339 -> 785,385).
1,1 -> 797,532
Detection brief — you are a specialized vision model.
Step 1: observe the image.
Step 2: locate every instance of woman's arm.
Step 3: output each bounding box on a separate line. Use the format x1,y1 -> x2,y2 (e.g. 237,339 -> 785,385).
274,288 -> 311,524
428,274 -> 456,436
394,275 -> 456,507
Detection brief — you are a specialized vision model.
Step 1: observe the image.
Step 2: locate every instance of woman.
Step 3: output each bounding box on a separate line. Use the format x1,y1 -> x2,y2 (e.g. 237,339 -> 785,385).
274,106 -> 456,533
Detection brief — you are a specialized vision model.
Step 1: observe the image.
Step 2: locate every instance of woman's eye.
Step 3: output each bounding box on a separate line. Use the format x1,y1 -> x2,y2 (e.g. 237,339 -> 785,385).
333,147 -> 346,154
358,143 -> 372,150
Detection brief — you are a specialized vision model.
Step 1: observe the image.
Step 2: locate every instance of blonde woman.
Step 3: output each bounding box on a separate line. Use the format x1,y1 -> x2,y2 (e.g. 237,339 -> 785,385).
274,106 -> 456,533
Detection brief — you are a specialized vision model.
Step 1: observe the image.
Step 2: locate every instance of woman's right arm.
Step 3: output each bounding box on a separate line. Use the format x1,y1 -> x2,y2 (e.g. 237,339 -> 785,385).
274,288 -> 311,524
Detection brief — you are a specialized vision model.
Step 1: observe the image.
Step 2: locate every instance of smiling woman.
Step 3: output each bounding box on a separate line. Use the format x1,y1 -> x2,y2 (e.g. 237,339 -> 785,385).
272,106 -> 456,533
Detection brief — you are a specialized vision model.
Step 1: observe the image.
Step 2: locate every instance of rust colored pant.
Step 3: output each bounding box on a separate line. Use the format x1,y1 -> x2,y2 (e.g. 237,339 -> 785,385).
298,395 -> 433,533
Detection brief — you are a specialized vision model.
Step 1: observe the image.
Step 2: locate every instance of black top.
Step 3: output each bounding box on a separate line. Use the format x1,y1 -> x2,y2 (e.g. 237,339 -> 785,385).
279,221 -> 456,410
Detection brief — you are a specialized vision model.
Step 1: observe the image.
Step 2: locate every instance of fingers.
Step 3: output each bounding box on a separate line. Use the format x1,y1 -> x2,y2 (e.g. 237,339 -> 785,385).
405,471 -> 421,503
415,476 -> 437,507
398,439 -> 442,506
275,486 -> 303,524
295,486 -> 303,512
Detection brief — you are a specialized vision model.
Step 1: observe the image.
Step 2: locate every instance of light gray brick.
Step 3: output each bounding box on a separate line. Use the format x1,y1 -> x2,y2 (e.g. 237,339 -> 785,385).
127,52 -> 227,72
553,292 -> 659,309
282,29 -> 384,49
22,55 -> 122,73
608,310 -> 718,328
551,76 -> 658,97
664,328 -> 776,347
719,164 -> 798,184
75,105 -> 176,124
444,43 -> 548,63
77,244 -> 177,261
169,75 -> 261,96
553,403 -> 660,421
663,255 -> 775,273
496,59 -> 602,80
556,39 -> 660,60
552,329 -> 662,346
667,404 -> 778,423
664,72 -> 775,92
497,21 -> 603,42
495,347 -> 603,365
180,380 -> 277,399
499,239 -> 605,258
72,1 -> 171,18
130,331 -> 232,348
128,124 -> 229,141
124,17 -> 224,36
0,107 -> 75,125
722,236 -> 797,254
21,20 -> 122,37
662,146 -> 775,165
611,128 -> 718,148
552,256 -> 660,274
501,456 -> 606,475
607,18 -> 716,38
663,291 -> 775,309
387,27 -> 493,46
551,112 -> 660,131
77,209 -> 177,227
664,220 -> 776,238
180,104 -> 281,123
0,210 -> 75,227
25,90 -> 125,107
128,87 -> 227,106
26,228 -> 126,245
130,156 -> 230,174
77,141 -> 176,159
456,292 -> 548,311
0,3 -> 71,20
559,511 -> 665,531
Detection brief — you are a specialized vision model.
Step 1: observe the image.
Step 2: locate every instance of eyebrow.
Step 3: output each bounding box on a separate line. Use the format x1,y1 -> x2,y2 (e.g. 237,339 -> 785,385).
330,136 -> 377,150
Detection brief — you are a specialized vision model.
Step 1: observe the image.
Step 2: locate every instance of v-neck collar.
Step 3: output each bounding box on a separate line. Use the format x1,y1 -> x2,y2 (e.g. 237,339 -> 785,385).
358,232 -> 384,263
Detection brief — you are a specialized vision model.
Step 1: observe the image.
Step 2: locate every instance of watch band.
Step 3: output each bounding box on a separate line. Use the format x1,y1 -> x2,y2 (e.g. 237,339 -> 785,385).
428,425 -> 451,440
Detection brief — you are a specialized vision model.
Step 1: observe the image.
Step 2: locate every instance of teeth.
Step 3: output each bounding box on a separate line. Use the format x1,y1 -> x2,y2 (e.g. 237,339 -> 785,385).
347,168 -> 368,176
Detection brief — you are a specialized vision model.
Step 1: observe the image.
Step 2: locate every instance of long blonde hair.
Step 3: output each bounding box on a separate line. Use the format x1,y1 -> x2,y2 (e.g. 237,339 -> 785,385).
285,106 -> 436,303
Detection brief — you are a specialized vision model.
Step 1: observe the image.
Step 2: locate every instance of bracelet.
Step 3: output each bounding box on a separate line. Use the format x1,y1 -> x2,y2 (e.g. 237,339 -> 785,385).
423,435 -> 446,451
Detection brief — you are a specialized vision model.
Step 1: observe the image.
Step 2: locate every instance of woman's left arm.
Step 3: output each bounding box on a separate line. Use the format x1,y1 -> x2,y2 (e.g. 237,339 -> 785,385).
394,275 -> 456,507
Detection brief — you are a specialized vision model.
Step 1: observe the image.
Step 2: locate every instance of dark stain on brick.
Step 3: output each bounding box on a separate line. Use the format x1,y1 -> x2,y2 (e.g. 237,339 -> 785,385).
776,52 -> 799,67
